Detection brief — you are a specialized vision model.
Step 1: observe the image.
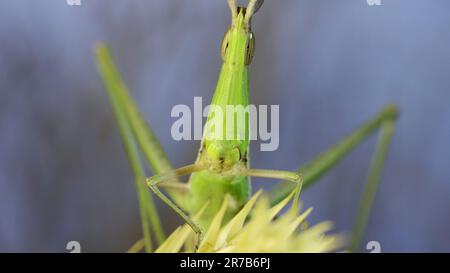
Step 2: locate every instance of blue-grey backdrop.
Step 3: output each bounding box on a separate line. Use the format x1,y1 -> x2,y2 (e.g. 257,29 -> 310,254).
0,0 -> 449,252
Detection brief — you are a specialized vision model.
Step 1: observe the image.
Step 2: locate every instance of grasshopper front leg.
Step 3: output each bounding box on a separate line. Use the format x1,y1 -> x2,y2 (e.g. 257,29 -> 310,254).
239,168 -> 303,211
146,164 -> 206,242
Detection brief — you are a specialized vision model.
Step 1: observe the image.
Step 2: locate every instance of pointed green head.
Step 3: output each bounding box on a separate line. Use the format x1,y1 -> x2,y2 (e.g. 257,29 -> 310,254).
221,0 -> 263,66
202,1 -> 263,172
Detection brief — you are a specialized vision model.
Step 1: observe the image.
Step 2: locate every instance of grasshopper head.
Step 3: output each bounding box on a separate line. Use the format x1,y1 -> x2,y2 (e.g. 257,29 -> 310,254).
205,142 -> 243,172
221,0 -> 264,66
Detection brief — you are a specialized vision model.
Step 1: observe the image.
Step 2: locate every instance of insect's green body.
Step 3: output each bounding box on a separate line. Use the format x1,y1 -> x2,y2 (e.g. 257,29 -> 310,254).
183,11 -> 252,228
96,0 -> 398,252
142,2 -> 303,234
187,170 -> 249,228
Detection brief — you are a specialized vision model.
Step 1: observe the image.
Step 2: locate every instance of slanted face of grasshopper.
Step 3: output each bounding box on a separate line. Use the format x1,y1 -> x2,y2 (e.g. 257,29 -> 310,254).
146,0 -> 303,235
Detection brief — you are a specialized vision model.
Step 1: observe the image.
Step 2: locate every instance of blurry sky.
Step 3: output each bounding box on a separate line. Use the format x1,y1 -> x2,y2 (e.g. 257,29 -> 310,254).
0,0 -> 449,252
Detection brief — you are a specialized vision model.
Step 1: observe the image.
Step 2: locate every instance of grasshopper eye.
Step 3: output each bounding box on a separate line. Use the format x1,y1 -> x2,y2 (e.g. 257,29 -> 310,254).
221,29 -> 231,62
245,32 -> 255,66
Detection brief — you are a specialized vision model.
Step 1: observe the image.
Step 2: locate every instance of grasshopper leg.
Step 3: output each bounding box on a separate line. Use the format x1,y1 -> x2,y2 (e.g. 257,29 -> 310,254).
267,104 -> 399,252
238,168 -> 303,211
146,164 -> 206,245
349,113 -> 396,252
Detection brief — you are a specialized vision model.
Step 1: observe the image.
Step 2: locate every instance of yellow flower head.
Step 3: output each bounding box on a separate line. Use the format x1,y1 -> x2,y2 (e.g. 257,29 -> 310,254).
156,190 -> 344,253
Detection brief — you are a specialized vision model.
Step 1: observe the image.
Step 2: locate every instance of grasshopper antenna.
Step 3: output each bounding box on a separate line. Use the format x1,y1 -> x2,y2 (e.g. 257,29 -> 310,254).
227,0 -> 238,25
245,0 -> 264,27
228,0 -> 264,28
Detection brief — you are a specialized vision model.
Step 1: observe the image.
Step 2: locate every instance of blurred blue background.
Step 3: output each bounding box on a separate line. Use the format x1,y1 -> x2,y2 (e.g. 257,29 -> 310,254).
0,0 -> 449,252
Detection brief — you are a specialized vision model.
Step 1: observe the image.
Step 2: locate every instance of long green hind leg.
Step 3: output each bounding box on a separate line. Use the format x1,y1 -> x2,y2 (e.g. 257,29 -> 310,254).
267,104 -> 398,252
96,44 -> 165,251
95,44 -> 188,200
268,105 -> 399,204
349,116 -> 396,252
96,44 -> 193,251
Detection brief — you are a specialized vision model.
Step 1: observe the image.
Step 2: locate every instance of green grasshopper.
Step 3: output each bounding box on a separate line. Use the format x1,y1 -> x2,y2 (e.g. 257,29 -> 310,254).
95,0 -> 398,252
